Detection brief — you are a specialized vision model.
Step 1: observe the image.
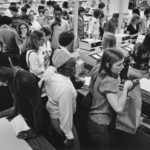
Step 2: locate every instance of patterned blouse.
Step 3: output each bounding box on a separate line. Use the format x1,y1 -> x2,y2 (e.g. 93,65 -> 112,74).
89,74 -> 120,125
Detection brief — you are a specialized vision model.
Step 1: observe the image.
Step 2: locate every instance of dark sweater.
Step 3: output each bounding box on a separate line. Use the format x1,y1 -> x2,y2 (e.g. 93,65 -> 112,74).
10,69 -> 43,134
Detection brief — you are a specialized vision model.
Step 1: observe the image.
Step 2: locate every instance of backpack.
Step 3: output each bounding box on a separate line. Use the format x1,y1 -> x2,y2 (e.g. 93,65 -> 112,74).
19,50 -> 34,71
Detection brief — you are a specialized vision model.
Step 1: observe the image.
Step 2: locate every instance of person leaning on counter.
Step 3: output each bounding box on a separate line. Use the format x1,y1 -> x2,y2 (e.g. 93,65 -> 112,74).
0,52 -> 49,140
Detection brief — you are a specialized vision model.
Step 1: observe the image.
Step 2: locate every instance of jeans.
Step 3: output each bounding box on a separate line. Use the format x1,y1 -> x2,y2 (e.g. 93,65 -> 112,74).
88,117 -> 112,150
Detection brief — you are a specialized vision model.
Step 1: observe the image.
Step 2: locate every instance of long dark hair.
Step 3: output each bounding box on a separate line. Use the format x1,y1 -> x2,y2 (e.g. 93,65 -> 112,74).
27,30 -> 44,51
17,22 -> 30,37
132,32 -> 150,62
99,48 -> 124,79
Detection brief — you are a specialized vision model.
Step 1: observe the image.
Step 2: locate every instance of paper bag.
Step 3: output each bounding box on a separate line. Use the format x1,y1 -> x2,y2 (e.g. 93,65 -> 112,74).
116,84 -> 142,134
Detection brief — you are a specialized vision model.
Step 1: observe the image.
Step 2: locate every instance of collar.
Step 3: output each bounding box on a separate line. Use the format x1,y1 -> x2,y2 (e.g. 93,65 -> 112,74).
59,46 -> 68,52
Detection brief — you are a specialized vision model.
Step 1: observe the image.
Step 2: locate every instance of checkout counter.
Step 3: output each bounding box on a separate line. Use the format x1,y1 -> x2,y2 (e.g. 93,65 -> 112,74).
77,34 -> 133,68
77,77 -> 150,150
75,34 -> 150,149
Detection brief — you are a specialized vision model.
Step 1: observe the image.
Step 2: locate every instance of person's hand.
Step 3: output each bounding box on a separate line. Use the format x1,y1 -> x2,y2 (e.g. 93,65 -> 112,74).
124,80 -> 133,91
17,129 -> 37,140
64,139 -> 74,148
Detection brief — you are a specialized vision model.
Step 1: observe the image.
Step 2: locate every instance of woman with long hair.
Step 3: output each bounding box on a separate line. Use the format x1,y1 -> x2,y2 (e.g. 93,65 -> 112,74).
88,48 -> 133,149
16,22 -> 30,53
26,30 -> 45,79
126,14 -> 140,44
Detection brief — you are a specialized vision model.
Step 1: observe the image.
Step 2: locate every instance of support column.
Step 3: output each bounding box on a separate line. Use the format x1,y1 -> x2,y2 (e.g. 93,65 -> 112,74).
118,0 -> 124,33
73,0 -> 79,48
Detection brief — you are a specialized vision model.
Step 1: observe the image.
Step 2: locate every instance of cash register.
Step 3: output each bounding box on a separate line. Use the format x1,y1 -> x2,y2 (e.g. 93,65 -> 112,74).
115,33 -> 131,47
78,38 -> 103,66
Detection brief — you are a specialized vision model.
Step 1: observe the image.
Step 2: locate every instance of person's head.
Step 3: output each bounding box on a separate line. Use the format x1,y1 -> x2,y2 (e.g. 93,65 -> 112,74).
10,2 -> 17,7
40,26 -> 51,41
47,1 -> 52,7
130,14 -> 140,25
29,10 -> 36,21
99,48 -> 124,78
63,1 -> 68,9
93,9 -> 101,19
44,8 -> 49,17
54,6 -> 62,21
0,52 -> 11,82
38,9 -> 44,17
132,8 -> 140,16
41,0 -> 45,5
9,6 -> 18,15
51,1 -> 57,7
59,31 -> 75,52
21,6 -> 27,14
53,3 -> 59,9
112,13 -> 119,22
24,3 -> 31,9
17,22 -> 30,37
78,7 -> 85,17
27,30 -> 45,51
102,33 -> 116,50
38,5 -> 45,12
144,7 -> 150,18
62,11 -> 68,20
98,2 -> 105,9
0,16 -> 12,26
52,49 -> 76,77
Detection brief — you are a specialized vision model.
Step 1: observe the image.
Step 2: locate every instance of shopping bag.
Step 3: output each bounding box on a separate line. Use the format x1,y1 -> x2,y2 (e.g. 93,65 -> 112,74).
116,83 -> 142,134
81,73 -> 98,109
81,91 -> 93,109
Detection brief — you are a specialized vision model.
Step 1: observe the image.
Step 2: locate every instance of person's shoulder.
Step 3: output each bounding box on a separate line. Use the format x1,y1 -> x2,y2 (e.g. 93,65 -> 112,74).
17,69 -> 36,83
99,75 -> 120,93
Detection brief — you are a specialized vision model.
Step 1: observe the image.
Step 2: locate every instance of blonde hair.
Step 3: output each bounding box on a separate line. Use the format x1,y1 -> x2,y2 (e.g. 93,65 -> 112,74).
102,32 -> 116,50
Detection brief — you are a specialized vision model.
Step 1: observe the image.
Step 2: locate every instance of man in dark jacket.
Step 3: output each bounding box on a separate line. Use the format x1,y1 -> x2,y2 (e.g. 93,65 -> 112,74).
0,52 -> 49,140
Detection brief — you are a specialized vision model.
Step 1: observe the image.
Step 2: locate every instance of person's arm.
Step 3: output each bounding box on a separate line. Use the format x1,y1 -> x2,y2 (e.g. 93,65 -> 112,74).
58,87 -> 74,140
87,19 -> 94,38
106,80 -> 133,113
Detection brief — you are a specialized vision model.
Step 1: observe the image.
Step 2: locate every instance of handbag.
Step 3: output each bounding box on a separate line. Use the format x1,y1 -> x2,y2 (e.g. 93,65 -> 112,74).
81,73 -> 98,109
116,83 -> 142,134
81,91 -> 93,109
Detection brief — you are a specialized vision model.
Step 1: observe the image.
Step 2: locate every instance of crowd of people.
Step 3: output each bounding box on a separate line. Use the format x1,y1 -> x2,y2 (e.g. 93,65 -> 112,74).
0,0 -> 150,150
